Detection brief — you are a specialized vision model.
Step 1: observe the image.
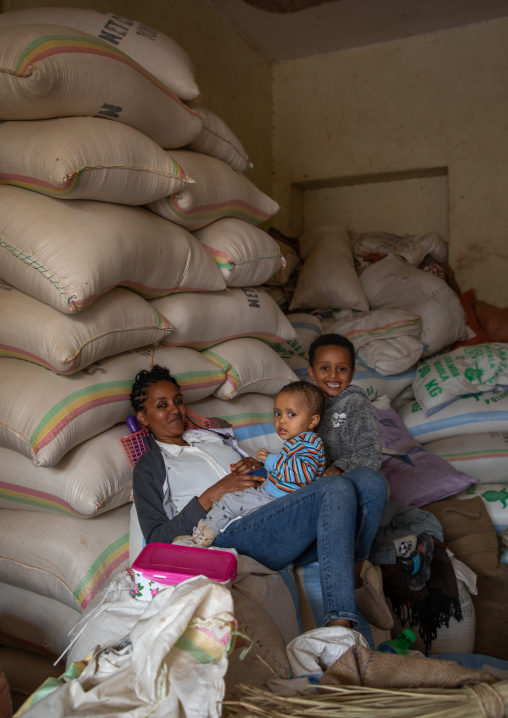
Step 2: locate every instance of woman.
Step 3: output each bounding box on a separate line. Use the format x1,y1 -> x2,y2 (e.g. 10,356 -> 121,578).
131,365 -> 386,629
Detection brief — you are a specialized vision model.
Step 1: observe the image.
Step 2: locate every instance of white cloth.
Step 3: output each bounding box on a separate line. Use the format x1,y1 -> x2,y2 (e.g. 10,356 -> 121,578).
156,430 -> 243,513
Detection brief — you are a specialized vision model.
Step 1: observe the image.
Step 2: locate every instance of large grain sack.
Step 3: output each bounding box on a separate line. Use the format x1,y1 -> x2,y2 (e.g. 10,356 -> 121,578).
0,425 -> 133,518
352,231 -> 448,266
151,287 -> 295,349
147,151 -> 279,230
289,226 -> 369,312
0,504 -> 130,611
189,393 -> 282,457
327,308 -> 423,376
412,343 -> 508,417
0,186 -> 225,314
194,219 -> 283,286
456,482 -> 508,535
0,118 -> 192,205
425,432 -> 508,483
273,313 -> 322,361
0,346 -> 225,466
186,104 -> 249,173
399,391 -> 508,444
264,236 -> 301,286
359,255 -> 467,357
0,7 -> 199,100
0,24 -> 202,148
0,283 -> 173,374
0,583 -> 80,659
202,338 -> 298,400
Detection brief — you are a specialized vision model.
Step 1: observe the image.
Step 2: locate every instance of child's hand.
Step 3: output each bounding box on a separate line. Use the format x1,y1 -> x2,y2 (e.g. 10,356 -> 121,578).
323,465 -> 343,476
256,448 -> 269,464
230,457 -> 262,474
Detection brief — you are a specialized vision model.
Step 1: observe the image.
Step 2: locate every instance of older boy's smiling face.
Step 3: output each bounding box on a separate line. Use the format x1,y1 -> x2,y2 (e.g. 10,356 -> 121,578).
308,345 -> 355,398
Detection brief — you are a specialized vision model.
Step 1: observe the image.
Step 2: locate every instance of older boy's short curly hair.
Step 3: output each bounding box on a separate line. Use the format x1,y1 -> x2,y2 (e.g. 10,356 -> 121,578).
308,333 -> 355,371
277,380 -> 325,418
130,365 -> 179,414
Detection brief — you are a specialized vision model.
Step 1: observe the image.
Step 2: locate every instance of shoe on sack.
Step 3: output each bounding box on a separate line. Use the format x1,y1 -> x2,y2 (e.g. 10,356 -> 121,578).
399,533 -> 434,591
355,561 -> 394,631
191,519 -> 218,548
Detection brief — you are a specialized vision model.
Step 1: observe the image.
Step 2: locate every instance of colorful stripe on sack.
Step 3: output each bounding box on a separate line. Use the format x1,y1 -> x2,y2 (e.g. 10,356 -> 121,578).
73,532 -> 129,609
201,349 -> 240,393
0,172 -> 82,196
439,448 -> 508,462
407,409 -> 508,438
199,244 -> 235,272
342,317 -> 421,342
168,196 -> 275,225
14,34 -> 200,115
0,480 -> 106,517
30,371 -> 225,458
174,617 -> 236,663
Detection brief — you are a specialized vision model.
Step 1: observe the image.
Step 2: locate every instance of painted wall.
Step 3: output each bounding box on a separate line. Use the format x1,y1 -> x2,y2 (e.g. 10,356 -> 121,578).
0,0 -> 273,196
272,18 -> 508,304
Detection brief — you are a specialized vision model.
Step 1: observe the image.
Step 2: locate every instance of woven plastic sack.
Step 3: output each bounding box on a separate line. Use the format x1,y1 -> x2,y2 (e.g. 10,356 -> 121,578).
151,287 -> 295,349
352,231 -> 448,266
194,218 -> 283,286
0,425 -> 133,518
202,338 -> 298,400
24,577 -> 235,718
0,504 -> 130,611
0,583 -> 80,659
273,313 -> 322,361
186,103 -> 249,172
0,283 -> 173,374
0,7 -> 199,100
0,24 -> 202,149
264,236 -> 301,286
289,226 -> 369,312
0,117 -> 193,205
413,343 -> 508,417
399,390 -> 508,444
0,345 -> 225,466
0,186 -> 225,314
456,482 -> 508,535
425,432 -> 508,483
147,151 -> 279,230
360,255 -> 467,357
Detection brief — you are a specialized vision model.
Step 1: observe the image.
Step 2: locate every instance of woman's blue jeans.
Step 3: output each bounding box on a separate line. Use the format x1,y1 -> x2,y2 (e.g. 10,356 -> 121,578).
215,467 -> 387,626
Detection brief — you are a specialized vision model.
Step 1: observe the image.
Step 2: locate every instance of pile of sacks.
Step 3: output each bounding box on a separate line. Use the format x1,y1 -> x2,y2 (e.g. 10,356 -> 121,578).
0,7 -> 301,672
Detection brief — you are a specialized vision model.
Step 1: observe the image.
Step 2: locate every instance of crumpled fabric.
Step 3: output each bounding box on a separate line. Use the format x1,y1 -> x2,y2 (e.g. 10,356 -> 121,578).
21,577 -> 238,718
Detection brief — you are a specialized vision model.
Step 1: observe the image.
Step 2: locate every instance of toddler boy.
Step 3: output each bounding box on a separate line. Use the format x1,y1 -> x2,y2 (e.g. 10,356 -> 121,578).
191,381 -> 326,547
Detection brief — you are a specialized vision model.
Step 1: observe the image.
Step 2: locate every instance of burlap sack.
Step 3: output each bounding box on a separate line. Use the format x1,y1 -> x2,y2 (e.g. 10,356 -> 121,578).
0,24 -> 202,149
186,104 -> 249,173
152,288 -> 295,349
0,7 -> 199,100
0,118 -> 193,205
0,186 -> 225,314
422,496 -> 499,577
147,151 -> 279,231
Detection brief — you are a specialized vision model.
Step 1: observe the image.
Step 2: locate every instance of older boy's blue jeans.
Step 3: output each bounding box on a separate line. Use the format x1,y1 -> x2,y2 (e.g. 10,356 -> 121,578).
215,467 -> 387,626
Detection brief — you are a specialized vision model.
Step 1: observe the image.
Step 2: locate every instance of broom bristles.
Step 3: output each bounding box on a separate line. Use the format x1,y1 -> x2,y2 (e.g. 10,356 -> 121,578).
223,680 -> 508,718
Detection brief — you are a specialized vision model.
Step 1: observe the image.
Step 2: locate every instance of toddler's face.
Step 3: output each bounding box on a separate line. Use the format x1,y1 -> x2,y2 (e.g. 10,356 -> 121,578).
273,391 -> 319,441
308,345 -> 355,398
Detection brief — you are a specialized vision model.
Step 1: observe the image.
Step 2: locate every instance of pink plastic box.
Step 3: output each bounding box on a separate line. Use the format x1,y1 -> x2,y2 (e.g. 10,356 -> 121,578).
132,543 -> 238,586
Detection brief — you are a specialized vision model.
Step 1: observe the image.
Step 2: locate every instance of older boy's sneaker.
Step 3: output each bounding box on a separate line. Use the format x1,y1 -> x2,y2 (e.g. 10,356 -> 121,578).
399,533 -> 433,591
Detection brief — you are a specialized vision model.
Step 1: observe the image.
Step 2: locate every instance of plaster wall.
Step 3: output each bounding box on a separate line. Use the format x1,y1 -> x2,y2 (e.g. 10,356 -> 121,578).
272,18 -> 508,304
0,0 -> 273,196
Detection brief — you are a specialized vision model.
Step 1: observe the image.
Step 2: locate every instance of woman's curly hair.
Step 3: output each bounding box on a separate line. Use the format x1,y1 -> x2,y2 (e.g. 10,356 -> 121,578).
130,365 -> 179,414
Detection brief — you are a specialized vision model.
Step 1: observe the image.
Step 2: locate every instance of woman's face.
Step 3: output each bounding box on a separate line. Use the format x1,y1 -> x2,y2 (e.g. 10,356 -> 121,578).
136,381 -> 187,444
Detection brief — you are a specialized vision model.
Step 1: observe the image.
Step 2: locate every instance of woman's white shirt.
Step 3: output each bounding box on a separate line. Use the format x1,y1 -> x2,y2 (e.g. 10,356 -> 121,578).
155,429 -> 243,513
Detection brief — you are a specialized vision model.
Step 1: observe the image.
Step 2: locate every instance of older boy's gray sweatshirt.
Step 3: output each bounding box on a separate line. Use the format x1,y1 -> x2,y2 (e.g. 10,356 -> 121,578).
317,384 -> 382,473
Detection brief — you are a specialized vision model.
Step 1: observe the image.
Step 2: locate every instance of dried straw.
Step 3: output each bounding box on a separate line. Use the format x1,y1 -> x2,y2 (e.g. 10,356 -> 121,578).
224,680 -> 508,718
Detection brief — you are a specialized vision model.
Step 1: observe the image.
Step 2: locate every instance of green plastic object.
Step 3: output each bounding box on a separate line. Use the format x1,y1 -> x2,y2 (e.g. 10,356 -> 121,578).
376,629 -> 416,655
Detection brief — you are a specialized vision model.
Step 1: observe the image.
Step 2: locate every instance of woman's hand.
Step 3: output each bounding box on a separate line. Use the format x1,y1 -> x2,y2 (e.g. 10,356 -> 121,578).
198,469 -> 264,512
230,456 -> 263,474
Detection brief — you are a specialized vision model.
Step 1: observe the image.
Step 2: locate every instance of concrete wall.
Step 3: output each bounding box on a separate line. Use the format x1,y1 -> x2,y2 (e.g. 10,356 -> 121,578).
0,0 -> 273,197
272,18 -> 508,304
